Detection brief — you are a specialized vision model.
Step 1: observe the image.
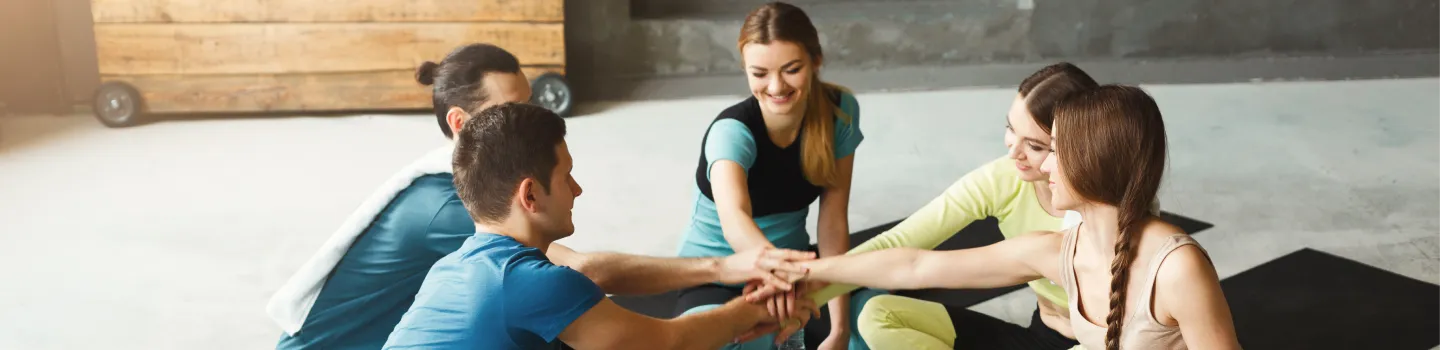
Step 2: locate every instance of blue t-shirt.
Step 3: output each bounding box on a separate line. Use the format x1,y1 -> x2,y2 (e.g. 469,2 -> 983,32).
679,90 -> 864,258
277,174 -> 474,350
383,233 -> 605,350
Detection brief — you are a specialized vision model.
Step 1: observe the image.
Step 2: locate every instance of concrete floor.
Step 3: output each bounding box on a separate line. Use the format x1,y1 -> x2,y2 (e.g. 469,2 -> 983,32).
1,78 -> 1435,349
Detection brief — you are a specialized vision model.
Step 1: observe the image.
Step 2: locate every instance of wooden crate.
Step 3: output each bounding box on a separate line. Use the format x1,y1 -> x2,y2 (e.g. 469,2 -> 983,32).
89,0 -> 565,123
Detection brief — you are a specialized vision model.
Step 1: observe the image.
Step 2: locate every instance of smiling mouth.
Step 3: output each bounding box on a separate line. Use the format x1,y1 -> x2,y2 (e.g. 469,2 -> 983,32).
767,91 -> 795,103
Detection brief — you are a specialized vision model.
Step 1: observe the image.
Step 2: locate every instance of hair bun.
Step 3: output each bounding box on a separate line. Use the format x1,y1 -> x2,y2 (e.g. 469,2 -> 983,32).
416,61 -> 440,86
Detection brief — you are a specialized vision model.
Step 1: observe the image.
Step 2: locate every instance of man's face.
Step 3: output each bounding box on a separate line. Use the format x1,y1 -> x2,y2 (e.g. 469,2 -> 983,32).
532,141 -> 582,239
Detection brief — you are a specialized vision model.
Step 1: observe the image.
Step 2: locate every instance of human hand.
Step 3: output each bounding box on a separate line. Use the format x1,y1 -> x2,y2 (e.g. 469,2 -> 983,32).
729,288 -> 781,344
720,247 -> 814,293
770,290 -> 819,345
735,282 -> 820,344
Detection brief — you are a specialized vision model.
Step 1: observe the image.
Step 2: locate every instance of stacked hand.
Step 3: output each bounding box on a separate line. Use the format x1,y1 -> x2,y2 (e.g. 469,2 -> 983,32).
719,247 -> 815,298
722,247 -> 826,345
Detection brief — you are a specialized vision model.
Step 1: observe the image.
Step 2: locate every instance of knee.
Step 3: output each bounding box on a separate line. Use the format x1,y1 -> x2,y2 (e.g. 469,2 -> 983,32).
857,295 -> 908,337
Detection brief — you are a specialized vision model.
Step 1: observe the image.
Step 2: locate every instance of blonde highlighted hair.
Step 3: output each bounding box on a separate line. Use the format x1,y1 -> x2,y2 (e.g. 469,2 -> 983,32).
738,1 -> 851,187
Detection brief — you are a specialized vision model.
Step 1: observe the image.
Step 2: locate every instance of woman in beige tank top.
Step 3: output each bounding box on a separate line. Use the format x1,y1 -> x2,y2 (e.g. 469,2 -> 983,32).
795,85 -> 1242,350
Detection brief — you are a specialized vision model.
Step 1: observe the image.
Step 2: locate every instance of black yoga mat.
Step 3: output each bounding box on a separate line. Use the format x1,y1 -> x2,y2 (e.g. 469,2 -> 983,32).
1222,248 -> 1439,349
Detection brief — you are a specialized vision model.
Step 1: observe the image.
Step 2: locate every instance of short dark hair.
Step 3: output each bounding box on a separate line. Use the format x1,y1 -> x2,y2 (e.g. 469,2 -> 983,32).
1017,62 -> 1098,134
416,43 -> 522,139
452,102 -> 568,223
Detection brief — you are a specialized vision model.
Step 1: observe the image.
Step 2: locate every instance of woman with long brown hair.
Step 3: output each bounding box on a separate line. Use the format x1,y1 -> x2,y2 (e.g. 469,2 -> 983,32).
673,2 -> 879,349
796,85 -> 1242,349
799,62 -> 1097,349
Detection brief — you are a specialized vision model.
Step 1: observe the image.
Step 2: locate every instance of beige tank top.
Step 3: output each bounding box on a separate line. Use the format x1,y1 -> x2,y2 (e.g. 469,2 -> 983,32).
1060,228 -> 1208,350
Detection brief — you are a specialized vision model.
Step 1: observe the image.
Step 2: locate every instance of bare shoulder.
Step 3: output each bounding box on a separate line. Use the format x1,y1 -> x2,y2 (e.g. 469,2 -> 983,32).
1140,218 -> 1212,279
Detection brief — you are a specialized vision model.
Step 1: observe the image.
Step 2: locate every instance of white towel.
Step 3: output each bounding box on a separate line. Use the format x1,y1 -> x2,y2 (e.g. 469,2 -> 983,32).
266,144 -> 455,336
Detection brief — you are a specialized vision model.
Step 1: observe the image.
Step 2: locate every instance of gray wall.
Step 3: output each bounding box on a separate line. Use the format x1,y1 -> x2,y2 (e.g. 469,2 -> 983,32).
566,0 -> 1439,100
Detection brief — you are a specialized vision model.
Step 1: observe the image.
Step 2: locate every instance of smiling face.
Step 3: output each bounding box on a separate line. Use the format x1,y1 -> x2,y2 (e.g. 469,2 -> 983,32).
1005,93 -> 1053,182
742,40 -> 815,118
1039,122 -> 1080,210
532,141 -> 582,239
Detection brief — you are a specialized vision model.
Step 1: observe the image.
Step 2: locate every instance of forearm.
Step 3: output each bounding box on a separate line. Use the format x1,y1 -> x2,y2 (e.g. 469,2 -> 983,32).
577,252 -> 720,295
665,302 -> 758,349
720,211 -> 774,252
817,218 -> 851,330
806,248 -> 931,290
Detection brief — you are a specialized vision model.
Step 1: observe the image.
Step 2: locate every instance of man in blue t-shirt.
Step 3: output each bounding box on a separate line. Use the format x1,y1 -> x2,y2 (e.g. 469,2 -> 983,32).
272,44 -> 813,350
384,103 -> 812,349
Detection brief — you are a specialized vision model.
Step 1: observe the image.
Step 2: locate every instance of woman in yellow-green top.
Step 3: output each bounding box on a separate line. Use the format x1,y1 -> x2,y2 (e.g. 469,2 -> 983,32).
807,62 -> 1097,349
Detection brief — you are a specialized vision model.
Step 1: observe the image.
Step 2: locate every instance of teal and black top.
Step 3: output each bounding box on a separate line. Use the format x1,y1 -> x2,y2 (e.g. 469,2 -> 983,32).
677,90 -> 864,259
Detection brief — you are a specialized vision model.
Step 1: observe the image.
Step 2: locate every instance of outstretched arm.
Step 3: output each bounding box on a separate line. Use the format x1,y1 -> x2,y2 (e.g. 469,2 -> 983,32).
559,292 -> 818,349
548,243 -> 812,296
808,163 -> 1002,304
802,231 -> 1060,291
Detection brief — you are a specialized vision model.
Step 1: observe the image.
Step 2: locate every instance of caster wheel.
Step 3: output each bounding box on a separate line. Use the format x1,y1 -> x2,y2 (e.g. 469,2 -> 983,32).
531,72 -> 572,117
93,81 -> 145,128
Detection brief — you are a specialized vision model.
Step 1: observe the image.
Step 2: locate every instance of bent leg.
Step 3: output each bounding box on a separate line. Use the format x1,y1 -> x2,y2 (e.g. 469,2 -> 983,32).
949,305 -> 1073,349
856,295 -> 957,350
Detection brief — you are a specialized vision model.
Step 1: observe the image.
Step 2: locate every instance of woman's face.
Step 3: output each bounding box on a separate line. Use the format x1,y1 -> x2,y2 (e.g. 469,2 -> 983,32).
742,40 -> 814,118
1005,94 -> 1052,182
1039,123 -> 1081,210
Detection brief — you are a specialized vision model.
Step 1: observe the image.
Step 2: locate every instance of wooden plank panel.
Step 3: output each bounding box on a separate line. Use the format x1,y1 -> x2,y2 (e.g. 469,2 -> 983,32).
96,22 -> 565,75
91,0 -> 563,23
103,67 -> 564,113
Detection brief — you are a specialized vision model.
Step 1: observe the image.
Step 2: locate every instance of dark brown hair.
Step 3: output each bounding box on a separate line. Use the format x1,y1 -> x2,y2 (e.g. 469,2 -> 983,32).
738,2 -> 851,187
1018,62 -> 1098,134
416,43 -> 522,139
1053,85 -> 1167,350
452,102 -> 567,224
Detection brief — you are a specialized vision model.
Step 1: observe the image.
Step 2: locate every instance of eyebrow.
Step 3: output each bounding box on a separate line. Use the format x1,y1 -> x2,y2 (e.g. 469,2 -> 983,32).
1006,118 -> 1050,146
748,59 -> 803,71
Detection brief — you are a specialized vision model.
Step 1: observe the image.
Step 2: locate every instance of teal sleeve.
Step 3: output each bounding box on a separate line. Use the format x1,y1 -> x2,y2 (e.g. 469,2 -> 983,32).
703,119 -> 757,179
505,257 -> 604,342
833,92 -> 864,159
422,199 -> 475,255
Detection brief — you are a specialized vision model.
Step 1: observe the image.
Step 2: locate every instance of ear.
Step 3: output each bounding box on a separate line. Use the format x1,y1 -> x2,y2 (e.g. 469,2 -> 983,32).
516,177 -> 542,214
445,106 -> 468,136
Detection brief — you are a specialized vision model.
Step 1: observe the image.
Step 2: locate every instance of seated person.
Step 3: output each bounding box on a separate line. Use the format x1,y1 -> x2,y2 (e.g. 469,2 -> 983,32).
270,43 -> 811,350
383,103 -> 822,349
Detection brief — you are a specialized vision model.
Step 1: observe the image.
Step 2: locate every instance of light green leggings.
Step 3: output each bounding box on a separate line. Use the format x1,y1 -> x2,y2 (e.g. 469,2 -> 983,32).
857,295 -> 1086,350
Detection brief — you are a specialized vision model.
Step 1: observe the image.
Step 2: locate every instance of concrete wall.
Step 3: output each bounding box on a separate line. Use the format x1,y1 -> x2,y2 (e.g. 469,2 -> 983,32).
565,0 -> 1439,100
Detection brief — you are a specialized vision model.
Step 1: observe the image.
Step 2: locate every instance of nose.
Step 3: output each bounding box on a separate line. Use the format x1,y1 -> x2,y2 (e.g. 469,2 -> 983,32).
1039,153 -> 1056,174
1006,141 -> 1023,160
767,75 -> 788,95
570,176 -> 583,197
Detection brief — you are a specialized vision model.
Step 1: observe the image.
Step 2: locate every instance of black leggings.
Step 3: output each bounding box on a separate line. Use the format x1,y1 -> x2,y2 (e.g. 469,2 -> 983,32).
947,305 -> 1078,349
